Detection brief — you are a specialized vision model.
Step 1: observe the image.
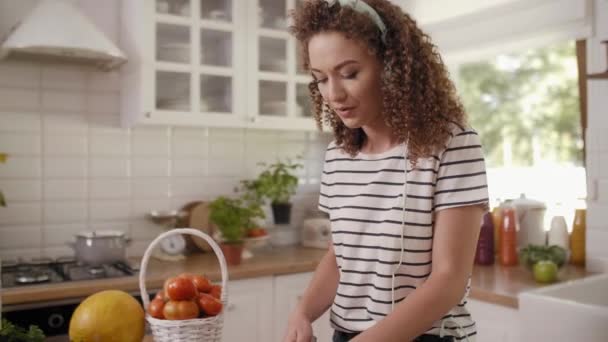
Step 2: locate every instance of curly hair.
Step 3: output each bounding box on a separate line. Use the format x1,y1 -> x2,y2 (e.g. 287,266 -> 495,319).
289,0 -> 467,162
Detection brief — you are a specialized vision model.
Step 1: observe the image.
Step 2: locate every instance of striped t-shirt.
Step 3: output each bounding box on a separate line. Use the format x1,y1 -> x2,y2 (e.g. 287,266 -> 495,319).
318,124 -> 488,341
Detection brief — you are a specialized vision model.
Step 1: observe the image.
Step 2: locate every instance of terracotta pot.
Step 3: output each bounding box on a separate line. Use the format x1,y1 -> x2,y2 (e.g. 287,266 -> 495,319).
220,242 -> 244,266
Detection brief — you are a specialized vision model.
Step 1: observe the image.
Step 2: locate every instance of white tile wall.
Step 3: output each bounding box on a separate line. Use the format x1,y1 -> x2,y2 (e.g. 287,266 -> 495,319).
0,60 -> 330,259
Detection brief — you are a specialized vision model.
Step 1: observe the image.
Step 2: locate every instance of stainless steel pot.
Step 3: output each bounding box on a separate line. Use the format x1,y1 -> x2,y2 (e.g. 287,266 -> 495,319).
68,230 -> 131,266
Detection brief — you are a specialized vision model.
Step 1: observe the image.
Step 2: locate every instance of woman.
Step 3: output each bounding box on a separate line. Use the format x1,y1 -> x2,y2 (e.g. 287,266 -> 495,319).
284,0 -> 488,341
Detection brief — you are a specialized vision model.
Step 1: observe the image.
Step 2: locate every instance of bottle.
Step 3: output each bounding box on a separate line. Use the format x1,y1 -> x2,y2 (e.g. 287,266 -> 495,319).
492,201 -> 503,257
548,216 -> 569,251
500,206 -> 518,266
475,212 -> 495,265
570,209 -> 586,266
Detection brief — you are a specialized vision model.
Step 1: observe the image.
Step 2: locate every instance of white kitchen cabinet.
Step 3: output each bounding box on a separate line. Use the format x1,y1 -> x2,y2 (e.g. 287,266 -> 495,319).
120,0 -> 318,131
222,277 -> 274,342
245,0 -> 317,131
467,298 -> 520,342
274,272 -> 333,342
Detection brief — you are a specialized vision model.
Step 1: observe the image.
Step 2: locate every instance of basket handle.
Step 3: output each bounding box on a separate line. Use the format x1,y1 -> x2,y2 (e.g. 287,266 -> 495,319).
139,228 -> 229,310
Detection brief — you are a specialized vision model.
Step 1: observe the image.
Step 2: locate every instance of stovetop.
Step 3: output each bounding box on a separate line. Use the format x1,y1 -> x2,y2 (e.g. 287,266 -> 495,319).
1,257 -> 138,288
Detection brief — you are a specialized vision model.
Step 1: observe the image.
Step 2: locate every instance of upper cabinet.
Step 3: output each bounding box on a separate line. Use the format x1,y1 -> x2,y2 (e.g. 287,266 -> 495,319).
121,0 -> 317,131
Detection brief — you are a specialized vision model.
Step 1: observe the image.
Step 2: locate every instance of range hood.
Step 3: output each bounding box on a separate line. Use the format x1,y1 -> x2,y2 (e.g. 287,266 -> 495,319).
0,0 -> 126,71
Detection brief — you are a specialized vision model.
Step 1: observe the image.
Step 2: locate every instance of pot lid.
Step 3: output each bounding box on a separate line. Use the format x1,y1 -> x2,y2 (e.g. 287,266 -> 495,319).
76,230 -> 126,239
509,194 -> 546,210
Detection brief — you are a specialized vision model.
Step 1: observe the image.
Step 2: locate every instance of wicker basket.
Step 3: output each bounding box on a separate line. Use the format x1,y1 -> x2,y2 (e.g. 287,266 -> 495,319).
139,228 -> 228,342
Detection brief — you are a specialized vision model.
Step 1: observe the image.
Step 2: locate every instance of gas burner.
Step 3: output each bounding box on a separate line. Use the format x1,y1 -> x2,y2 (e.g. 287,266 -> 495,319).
55,256 -> 76,264
1,258 -> 19,268
28,257 -> 53,266
87,266 -> 106,276
15,271 -> 50,284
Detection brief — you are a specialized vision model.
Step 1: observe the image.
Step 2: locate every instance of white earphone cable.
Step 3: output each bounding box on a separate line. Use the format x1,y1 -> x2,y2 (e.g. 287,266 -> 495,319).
391,142 -> 408,311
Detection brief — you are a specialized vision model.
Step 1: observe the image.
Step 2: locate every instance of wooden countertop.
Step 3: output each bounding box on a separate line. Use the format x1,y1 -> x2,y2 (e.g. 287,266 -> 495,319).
1,246 -> 593,309
2,247 -> 326,307
469,262 -> 590,308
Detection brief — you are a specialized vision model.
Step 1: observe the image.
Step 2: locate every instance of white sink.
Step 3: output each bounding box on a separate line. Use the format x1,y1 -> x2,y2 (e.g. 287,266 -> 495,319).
519,273 -> 608,342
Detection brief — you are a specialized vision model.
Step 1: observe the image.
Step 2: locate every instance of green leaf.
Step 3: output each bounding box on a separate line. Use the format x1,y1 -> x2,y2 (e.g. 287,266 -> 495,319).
0,191 -> 5,207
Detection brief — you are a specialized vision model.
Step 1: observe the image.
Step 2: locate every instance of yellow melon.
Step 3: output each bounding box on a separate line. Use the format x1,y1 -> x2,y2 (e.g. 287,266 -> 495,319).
69,290 -> 145,342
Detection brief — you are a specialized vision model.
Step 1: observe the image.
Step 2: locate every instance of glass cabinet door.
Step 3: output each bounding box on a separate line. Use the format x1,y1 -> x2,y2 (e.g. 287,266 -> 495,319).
200,0 -> 233,22
156,23 -> 190,64
200,29 -> 232,67
156,0 -> 191,17
296,83 -> 313,118
156,71 -> 190,111
259,81 -> 287,116
153,0 -> 239,118
259,37 -> 287,73
259,0 -> 287,30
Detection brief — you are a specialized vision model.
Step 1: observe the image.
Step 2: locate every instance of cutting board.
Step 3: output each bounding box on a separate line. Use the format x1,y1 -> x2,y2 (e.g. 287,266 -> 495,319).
183,201 -> 216,252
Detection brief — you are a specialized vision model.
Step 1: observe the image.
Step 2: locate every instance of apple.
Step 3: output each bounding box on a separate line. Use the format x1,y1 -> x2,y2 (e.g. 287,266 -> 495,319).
533,260 -> 558,283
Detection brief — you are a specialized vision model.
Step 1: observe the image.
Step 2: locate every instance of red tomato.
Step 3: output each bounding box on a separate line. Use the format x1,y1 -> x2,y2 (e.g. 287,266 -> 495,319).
162,277 -> 173,300
178,272 -> 195,280
209,285 -> 222,300
163,300 -> 200,320
247,228 -> 267,238
191,275 -> 212,293
166,277 -> 198,301
154,290 -> 166,302
197,293 -> 223,316
148,298 -> 165,319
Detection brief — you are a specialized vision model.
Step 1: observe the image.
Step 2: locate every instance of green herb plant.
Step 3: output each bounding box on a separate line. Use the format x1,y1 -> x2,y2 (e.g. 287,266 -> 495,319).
253,158 -> 303,205
519,244 -> 567,269
0,318 -> 45,342
208,196 -> 264,244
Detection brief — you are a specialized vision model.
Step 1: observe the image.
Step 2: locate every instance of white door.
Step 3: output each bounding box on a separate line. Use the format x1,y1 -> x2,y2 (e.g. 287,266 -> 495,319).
274,272 -> 333,342
222,277 -> 274,342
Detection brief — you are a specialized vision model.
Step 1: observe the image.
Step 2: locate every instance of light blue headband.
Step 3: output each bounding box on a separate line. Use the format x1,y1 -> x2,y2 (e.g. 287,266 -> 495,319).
324,0 -> 387,43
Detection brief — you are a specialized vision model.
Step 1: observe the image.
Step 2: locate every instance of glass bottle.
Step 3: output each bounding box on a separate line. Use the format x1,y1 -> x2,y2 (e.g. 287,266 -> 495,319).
492,201 -> 503,257
475,212 -> 495,265
500,205 -> 518,266
570,209 -> 586,266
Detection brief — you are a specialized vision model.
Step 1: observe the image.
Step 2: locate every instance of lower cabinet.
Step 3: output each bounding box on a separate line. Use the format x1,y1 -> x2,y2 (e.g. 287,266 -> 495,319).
221,272 -> 333,342
467,298 -> 520,342
222,277 -> 274,342
273,272 -> 333,342
221,275 -> 521,342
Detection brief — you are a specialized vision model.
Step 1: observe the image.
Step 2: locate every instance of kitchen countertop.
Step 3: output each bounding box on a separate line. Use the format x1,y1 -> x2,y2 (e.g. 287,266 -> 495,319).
1,246 -> 592,309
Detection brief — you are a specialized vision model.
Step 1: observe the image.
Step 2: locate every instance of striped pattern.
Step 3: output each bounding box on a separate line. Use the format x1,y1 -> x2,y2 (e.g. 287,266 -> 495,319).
319,124 -> 488,340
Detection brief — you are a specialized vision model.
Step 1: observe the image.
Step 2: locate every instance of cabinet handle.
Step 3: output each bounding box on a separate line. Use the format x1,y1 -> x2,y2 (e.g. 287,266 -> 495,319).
227,303 -> 236,311
250,117 -> 260,123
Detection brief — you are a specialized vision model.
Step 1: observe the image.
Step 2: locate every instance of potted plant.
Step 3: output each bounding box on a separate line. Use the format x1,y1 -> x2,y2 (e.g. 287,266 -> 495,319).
208,196 -> 264,265
251,158 -> 303,225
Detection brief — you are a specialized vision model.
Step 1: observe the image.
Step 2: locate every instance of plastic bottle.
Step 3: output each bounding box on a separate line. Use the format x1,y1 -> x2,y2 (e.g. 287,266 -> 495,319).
570,209 -> 586,266
500,205 -> 518,266
492,201 -> 503,257
548,216 -> 569,251
475,212 -> 495,265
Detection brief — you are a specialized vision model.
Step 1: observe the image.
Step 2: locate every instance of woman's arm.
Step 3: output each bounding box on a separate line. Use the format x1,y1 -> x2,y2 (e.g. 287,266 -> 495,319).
295,244 -> 340,322
283,244 -> 340,342
352,205 -> 484,342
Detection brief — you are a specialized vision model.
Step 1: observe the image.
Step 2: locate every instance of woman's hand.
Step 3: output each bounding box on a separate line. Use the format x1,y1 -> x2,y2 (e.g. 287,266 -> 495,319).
282,309 -> 314,342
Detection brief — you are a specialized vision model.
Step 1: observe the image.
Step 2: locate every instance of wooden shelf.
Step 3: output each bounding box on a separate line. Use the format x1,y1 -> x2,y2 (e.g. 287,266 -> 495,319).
588,71 -> 608,79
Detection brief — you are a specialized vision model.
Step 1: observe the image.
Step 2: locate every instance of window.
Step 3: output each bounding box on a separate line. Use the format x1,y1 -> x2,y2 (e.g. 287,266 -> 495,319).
456,40 -> 586,230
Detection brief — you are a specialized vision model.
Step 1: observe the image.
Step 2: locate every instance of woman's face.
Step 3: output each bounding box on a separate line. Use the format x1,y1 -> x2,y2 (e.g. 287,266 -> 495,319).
308,31 -> 384,129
